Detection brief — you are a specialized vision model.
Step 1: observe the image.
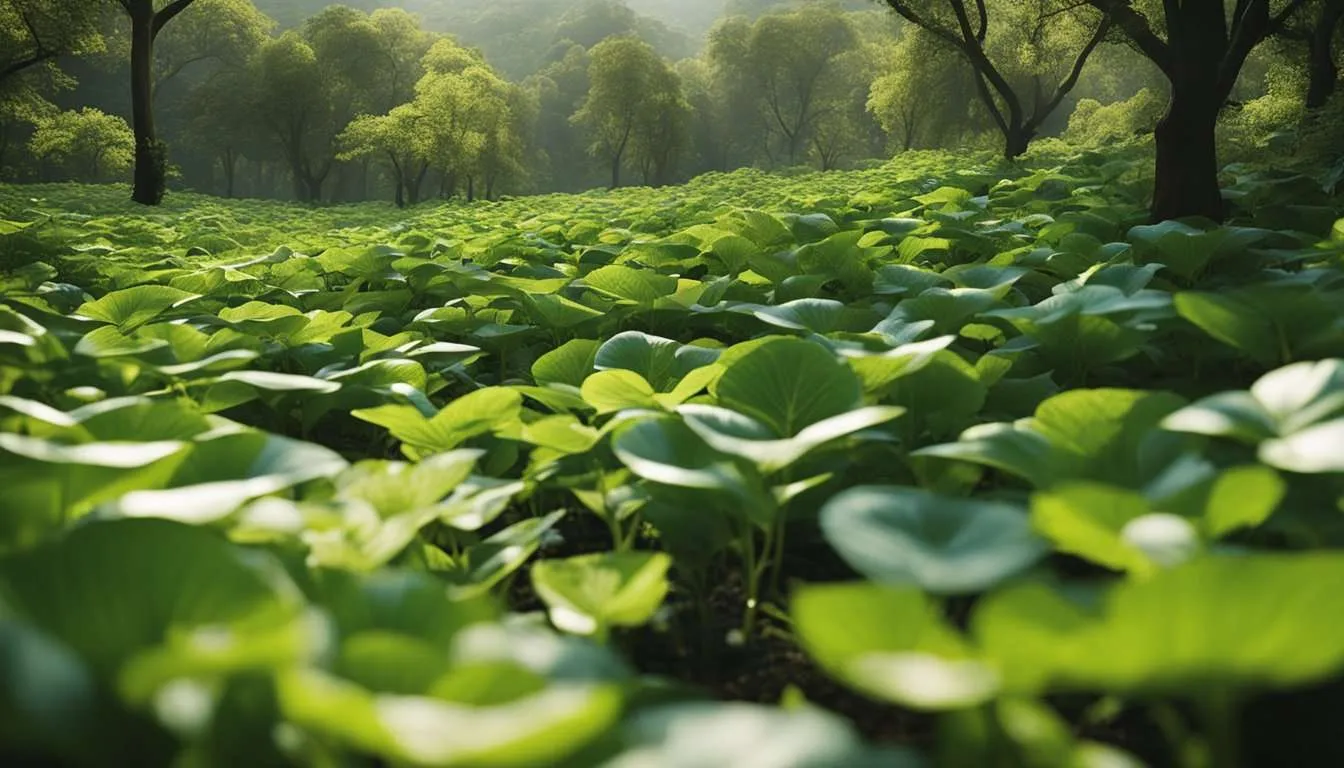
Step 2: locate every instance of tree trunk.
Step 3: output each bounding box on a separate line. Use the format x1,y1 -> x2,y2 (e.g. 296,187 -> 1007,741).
1306,4 -> 1344,109
466,175 -> 475,202
306,174 -> 323,203
408,164 -> 428,205
610,153 -> 621,189
222,149 -> 236,198
1004,125 -> 1033,160
129,11 -> 164,205
1152,93 -> 1223,222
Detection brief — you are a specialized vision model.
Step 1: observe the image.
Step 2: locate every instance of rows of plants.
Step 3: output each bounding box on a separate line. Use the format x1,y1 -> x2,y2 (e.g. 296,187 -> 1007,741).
4,148 -> 1344,766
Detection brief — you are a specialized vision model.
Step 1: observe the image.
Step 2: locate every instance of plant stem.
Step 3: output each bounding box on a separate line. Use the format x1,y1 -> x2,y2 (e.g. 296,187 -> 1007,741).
768,516 -> 788,597
1201,691 -> 1241,768
740,522 -> 771,639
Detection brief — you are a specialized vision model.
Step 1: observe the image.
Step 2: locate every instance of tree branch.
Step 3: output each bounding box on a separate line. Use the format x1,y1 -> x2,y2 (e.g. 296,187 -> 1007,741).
0,51 -> 56,84
1086,0 -> 1172,73
1033,16 -> 1113,127
153,0 -> 200,38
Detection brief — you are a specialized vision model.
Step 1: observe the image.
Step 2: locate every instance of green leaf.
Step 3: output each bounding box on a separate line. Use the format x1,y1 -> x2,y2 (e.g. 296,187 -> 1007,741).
532,339 -> 601,388
336,450 -> 483,519
1260,419 -> 1344,473
580,370 -> 659,414
679,404 -> 903,474
919,389 -> 1188,489
976,555 -> 1344,695
713,337 -> 861,436
1202,466 -> 1284,537
1168,359 -> 1344,440
353,388 -> 522,459
582,264 -> 677,304
108,433 -> 349,524
1030,484 -> 1161,575
792,583 -> 996,710
444,511 -> 567,599
595,331 -> 719,392
1174,292 -> 1282,366
730,298 -> 866,334
0,519 -> 315,699
821,486 -> 1046,594
277,668 -> 621,767
530,551 -> 672,637
612,416 -> 758,497
76,286 -> 200,331
613,703 -> 911,768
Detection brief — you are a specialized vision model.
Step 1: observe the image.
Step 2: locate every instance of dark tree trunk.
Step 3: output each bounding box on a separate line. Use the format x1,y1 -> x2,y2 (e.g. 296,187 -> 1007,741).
407,163 -> 428,205
222,149 -> 236,198
1152,92 -> 1224,221
306,174 -> 323,203
129,10 -> 163,205
466,175 -> 475,202
1306,3 -> 1344,109
1147,2 -> 1244,222
124,0 -> 197,205
291,168 -> 308,201
1004,126 -> 1033,160
609,153 -> 621,189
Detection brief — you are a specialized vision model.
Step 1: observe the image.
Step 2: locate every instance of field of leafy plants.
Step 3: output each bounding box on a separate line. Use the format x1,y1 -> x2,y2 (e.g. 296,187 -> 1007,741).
4,147 -> 1344,767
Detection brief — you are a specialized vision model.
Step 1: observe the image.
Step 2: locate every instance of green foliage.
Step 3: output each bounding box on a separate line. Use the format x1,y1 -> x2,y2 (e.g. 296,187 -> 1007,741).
1063,88 -> 1165,147
3,117 -> 1344,767
27,107 -> 134,181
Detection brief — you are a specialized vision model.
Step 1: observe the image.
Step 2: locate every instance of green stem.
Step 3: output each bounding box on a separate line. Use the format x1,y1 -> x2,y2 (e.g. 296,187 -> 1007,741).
740,522 -> 770,639
1202,691 -> 1241,768
768,515 -> 788,597
1149,701 -> 1200,768
1275,321 -> 1293,366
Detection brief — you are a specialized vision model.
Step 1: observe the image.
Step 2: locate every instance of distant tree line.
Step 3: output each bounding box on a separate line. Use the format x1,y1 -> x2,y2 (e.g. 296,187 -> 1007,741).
1,0 -> 1340,221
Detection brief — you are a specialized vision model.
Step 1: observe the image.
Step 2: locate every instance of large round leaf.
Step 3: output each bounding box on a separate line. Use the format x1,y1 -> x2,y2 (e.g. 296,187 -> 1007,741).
595,331 -> 719,392
820,486 -> 1047,594
792,582 -> 996,711
0,519 -> 315,700
713,337 -> 861,436
975,554 -> 1344,695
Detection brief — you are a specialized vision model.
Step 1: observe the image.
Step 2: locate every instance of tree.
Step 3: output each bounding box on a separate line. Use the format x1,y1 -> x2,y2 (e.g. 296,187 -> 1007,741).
113,0 -> 200,205
529,44 -> 593,191
809,38 -> 891,170
704,16 -> 773,169
0,1 -> 106,86
183,64 -> 265,197
868,27 -> 985,151
1085,0 -> 1312,221
475,80 -> 535,198
1275,0 -> 1344,108
572,36 -> 678,188
248,32 -> 335,202
364,8 -> 437,112
629,64 -> 690,185
152,0 -> 271,96
338,106 -> 429,207
739,6 -> 860,164
881,0 -> 1113,159
28,107 -> 134,181
0,80 -> 55,174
